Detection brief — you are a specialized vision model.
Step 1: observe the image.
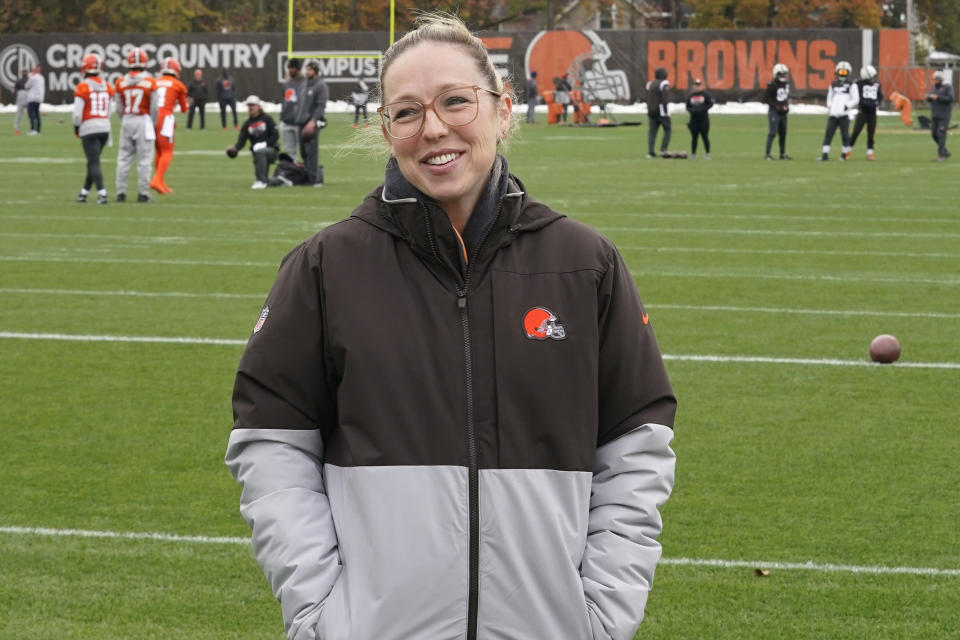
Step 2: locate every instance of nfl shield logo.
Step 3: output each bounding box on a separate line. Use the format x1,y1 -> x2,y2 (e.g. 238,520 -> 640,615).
253,306 -> 269,334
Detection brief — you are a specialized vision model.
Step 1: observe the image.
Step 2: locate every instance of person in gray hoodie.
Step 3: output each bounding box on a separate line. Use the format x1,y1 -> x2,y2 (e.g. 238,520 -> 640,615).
926,70 -> 954,161
279,58 -> 307,161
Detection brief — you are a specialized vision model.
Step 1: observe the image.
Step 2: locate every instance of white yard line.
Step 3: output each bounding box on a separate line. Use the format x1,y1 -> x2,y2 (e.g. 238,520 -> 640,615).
0,287 -> 262,300
0,332 -> 246,346
4,288 -> 957,321
631,269 -> 960,286
599,225 -> 960,239
620,245 -> 960,259
647,303 -> 960,320
0,255 -> 275,267
659,556 -> 960,577
2,332 -> 958,369
661,354 -> 960,370
2,525 -> 957,577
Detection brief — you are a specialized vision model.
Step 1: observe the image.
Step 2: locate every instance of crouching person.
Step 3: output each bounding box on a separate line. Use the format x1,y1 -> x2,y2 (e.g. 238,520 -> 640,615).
226,95 -> 284,189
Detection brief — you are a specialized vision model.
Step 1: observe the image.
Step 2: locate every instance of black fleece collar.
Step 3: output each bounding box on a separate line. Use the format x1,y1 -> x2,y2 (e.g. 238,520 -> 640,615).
381,154 -> 513,273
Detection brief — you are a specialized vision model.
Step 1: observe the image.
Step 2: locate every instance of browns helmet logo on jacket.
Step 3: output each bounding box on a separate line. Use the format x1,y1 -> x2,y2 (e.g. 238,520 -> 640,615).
523,307 -> 566,340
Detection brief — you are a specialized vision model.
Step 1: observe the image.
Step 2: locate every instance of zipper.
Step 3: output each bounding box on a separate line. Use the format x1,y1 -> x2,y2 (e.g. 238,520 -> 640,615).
462,198 -> 505,640
422,198 -> 508,640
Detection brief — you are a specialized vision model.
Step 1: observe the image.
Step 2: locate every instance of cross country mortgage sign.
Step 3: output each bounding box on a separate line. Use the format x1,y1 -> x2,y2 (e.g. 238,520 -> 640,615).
1,29 -> 895,105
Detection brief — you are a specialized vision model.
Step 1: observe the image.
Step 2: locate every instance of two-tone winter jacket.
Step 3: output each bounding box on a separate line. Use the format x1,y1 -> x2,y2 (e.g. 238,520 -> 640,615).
226,156 -> 677,640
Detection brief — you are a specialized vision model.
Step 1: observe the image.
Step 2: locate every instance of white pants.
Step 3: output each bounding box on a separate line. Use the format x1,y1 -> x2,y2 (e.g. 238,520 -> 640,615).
116,115 -> 155,196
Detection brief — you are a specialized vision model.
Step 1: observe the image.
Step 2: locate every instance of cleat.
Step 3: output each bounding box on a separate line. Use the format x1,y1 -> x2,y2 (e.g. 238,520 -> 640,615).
137,193 -> 154,203
116,193 -> 126,202
841,151 -> 850,161
866,151 -> 875,161
76,193 -> 87,203
704,154 -> 711,160
149,181 -> 165,194
251,181 -> 268,189
780,154 -> 792,160
819,153 -> 829,161
96,194 -> 108,205
765,154 -> 774,160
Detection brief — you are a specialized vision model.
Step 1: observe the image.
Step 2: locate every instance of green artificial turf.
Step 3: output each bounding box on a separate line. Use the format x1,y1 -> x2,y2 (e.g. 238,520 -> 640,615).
1,108 -> 957,639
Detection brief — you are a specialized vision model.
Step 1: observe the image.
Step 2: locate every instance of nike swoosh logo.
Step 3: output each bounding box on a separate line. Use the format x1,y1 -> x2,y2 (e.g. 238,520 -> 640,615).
642,312 -> 650,325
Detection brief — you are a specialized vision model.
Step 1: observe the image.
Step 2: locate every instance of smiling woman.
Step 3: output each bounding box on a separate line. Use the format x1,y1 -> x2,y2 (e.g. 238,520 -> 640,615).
225,11 -> 677,640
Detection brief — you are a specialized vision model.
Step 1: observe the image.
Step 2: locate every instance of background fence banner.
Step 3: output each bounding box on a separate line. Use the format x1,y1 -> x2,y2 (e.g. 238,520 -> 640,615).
2,29 -> 913,106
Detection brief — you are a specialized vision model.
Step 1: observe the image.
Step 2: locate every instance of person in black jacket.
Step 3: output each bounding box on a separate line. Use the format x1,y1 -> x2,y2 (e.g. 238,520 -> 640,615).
186,69 -> 207,130
685,78 -> 714,158
216,68 -> 238,130
764,63 -> 792,159
926,70 -> 953,161
225,95 -> 283,188
645,67 -> 671,157
226,12 -> 676,640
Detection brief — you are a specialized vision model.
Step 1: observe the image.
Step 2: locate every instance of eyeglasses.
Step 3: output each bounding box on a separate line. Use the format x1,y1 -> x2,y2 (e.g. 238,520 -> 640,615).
378,85 -> 503,140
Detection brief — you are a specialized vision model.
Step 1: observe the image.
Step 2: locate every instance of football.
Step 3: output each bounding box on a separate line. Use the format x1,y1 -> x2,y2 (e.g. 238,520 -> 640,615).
869,334 -> 900,364
225,146 -> 238,158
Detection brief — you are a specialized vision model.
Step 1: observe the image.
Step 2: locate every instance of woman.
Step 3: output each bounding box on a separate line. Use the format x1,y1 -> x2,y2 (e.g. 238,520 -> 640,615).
226,13 -> 676,640
73,54 -> 113,204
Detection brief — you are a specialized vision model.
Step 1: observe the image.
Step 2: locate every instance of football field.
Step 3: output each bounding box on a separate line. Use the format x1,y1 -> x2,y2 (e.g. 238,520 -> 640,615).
1,109 -> 958,639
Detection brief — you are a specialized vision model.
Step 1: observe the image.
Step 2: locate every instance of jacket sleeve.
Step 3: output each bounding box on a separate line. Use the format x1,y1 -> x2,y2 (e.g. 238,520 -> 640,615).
226,241 -> 341,640
266,116 -> 280,148
581,247 -> 677,640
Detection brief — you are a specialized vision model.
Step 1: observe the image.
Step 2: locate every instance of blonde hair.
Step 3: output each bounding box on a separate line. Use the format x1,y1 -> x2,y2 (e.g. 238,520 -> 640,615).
379,12 -> 510,101
338,12 -> 518,158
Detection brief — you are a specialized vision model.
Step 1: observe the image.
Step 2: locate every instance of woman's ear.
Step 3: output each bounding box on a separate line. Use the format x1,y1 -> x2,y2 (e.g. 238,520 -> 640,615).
498,95 -> 512,140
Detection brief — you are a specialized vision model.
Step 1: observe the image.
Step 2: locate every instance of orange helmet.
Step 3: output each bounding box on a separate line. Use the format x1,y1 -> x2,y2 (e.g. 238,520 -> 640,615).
126,47 -> 149,69
161,57 -> 181,78
522,307 -> 567,340
81,53 -> 103,75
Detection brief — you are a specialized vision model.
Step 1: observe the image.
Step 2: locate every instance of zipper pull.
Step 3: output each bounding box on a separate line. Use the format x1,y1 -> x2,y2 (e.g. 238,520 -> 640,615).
457,290 -> 467,309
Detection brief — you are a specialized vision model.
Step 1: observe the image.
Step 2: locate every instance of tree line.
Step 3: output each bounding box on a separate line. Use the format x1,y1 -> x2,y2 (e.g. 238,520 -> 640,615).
2,0 -> 956,53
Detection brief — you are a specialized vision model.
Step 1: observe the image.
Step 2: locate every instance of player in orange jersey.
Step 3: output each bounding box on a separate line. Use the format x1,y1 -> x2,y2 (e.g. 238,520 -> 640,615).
150,57 -> 188,194
73,54 -> 115,204
115,47 -> 158,203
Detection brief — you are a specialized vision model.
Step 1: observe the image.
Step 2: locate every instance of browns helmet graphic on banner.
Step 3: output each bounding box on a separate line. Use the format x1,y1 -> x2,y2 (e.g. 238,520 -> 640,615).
524,30 -> 630,104
523,307 -> 566,341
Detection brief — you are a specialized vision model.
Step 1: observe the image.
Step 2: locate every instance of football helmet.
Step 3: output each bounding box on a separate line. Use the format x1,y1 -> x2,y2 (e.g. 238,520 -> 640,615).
81,53 -> 102,75
526,30 -> 630,103
773,63 -> 789,82
860,64 -> 877,80
835,61 -> 852,80
523,307 -> 566,340
161,57 -> 181,78
126,47 -> 149,69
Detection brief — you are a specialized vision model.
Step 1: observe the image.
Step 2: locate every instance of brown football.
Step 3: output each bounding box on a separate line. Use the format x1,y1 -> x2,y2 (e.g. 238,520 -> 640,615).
869,334 -> 900,364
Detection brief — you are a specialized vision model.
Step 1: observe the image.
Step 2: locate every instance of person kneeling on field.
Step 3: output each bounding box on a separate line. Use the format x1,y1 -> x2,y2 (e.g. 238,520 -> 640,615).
226,95 -> 287,189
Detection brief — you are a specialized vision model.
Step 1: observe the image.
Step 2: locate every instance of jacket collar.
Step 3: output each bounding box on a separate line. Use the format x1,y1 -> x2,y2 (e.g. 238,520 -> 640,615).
361,155 -> 563,279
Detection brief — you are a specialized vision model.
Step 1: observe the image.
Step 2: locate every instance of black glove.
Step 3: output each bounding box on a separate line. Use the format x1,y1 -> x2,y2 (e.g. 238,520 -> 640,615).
74,125 -> 80,137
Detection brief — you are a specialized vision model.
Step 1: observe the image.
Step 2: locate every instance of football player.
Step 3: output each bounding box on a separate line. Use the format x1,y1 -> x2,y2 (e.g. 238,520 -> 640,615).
150,57 -> 188,194
850,65 -> 882,160
115,47 -> 158,202
73,54 -> 114,204
645,67 -> 671,158
764,63 -> 792,159
820,61 -> 859,161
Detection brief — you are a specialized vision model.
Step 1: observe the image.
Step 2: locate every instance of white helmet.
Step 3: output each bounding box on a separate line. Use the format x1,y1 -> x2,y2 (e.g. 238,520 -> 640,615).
772,63 -> 789,81
933,70 -> 946,83
860,65 -> 877,80
835,61 -> 853,79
